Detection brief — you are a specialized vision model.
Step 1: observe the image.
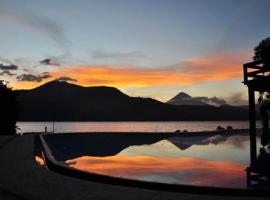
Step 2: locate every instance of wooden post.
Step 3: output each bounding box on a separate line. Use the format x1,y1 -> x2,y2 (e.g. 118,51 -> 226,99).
246,167 -> 251,187
248,87 -> 257,165
243,64 -> 248,84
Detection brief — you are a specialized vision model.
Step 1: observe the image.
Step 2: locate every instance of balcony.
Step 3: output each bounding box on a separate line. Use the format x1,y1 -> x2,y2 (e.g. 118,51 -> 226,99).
243,61 -> 270,91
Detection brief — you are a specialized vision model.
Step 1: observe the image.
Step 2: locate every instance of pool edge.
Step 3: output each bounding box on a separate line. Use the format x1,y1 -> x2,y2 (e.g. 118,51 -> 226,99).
36,133 -> 270,197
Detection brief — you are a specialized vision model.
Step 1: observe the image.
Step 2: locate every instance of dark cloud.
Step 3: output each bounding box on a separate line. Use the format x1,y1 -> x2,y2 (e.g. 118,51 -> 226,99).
1,57 -> 35,70
40,58 -> 55,65
55,77 -> 77,82
0,63 -> 18,77
17,72 -> 51,82
33,58 -> 61,67
0,63 -> 18,70
0,70 -> 16,76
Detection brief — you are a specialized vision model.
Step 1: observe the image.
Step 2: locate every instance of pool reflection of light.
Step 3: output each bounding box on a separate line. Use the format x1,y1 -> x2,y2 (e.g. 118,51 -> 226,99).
120,135 -> 252,164
35,156 -> 45,165
65,135 -> 254,188
66,155 -> 246,188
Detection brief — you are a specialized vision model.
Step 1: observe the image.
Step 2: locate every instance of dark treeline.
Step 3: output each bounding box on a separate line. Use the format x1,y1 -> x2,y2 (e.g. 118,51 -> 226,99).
0,81 -> 17,134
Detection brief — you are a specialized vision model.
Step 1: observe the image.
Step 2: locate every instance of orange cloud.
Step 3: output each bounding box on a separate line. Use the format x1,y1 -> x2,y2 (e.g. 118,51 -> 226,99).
12,51 -> 251,89
66,155 -> 245,187
174,51 -> 251,77
50,65 -> 200,87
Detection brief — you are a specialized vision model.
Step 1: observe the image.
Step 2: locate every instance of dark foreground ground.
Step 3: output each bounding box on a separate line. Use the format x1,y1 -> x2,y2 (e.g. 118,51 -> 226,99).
0,134 -> 268,200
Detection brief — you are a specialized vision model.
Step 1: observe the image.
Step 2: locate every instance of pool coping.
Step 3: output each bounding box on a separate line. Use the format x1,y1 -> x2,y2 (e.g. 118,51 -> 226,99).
36,132 -> 270,197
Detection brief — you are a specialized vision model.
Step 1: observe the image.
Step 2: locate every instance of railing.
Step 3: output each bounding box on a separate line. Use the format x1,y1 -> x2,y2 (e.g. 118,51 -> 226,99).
243,61 -> 270,84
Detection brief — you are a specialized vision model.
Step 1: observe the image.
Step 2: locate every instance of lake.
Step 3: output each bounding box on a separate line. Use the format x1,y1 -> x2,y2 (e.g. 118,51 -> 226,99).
17,121 -> 262,133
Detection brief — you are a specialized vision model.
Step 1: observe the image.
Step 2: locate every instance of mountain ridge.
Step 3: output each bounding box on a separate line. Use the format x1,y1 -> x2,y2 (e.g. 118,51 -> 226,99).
16,81 -> 249,121
167,91 -> 227,106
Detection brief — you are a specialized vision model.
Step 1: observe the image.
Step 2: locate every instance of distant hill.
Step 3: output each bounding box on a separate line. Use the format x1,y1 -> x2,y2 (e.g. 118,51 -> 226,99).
167,92 -> 227,107
16,81 -> 249,121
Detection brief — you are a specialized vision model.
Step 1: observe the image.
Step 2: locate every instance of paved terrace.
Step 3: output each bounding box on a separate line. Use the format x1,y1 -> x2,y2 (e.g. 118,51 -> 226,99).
0,134 -> 269,200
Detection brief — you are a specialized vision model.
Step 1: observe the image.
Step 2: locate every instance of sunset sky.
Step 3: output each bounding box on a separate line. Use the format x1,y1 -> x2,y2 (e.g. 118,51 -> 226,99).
0,0 -> 270,104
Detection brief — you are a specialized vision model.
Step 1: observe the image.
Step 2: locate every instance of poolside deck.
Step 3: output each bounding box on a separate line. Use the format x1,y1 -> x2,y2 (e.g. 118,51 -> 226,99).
0,134 -> 269,200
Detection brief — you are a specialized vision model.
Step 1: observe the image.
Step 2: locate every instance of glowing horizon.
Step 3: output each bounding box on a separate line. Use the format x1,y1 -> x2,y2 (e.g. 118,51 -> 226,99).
1,0 -> 269,104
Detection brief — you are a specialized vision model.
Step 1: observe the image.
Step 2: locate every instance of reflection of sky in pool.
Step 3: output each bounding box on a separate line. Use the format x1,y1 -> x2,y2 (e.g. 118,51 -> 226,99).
65,135 -> 259,188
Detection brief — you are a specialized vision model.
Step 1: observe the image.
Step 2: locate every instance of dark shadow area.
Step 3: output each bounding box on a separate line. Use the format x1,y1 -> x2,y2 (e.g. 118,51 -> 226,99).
42,133 -> 176,161
0,81 -> 17,135
244,37 -> 270,188
247,149 -> 270,188
167,134 -> 231,150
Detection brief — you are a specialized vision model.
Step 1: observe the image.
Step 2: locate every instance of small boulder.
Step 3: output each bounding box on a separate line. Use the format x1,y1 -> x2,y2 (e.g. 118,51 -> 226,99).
216,126 -> 225,130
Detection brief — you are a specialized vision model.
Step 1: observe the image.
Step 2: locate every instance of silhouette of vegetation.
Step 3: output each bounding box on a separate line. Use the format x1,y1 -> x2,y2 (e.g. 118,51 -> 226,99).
253,37 -> 270,68
0,80 -> 17,134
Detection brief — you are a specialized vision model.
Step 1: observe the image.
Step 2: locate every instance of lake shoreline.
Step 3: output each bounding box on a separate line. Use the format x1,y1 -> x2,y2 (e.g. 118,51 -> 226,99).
17,121 -> 261,134
21,128 -> 255,136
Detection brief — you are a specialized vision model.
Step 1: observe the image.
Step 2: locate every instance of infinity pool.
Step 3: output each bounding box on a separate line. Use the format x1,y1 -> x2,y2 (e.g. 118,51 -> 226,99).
59,133 -> 259,189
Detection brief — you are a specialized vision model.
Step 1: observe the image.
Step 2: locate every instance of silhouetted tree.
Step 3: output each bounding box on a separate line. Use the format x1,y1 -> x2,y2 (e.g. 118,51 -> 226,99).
254,38 -> 270,146
0,80 -> 17,134
253,37 -> 270,68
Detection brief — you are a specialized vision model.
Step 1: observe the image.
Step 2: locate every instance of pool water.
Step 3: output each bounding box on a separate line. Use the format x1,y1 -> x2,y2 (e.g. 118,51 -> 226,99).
64,133 -> 260,188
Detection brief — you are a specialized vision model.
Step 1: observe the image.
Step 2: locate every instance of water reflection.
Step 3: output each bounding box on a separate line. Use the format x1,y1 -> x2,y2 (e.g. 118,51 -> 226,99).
62,133 -> 257,188
247,146 -> 270,188
66,155 -> 246,188
35,156 -> 45,165
118,134 -> 253,164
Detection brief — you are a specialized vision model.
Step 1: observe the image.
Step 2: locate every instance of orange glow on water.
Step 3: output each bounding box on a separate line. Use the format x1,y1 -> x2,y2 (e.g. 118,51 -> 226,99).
35,156 -> 45,165
66,155 -> 245,187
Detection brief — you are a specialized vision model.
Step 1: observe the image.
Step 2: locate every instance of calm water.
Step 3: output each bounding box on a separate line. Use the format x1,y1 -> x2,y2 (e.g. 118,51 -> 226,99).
64,134 -> 259,188
17,121 -> 262,133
